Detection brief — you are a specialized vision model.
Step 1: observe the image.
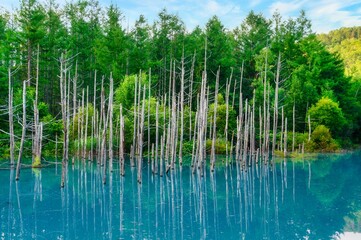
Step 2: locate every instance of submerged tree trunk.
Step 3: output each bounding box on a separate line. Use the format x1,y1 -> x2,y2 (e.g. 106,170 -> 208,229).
59,54 -> 68,187
16,81 -> 27,180
225,69 -> 233,158
138,85 -> 146,183
92,71 -> 97,162
84,87 -> 89,160
148,69 -> 151,162
211,68 -> 220,171
179,51 -> 185,162
119,104 -> 125,176
155,101 -> 159,174
292,103 -> 295,153
272,54 -> 281,155
8,67 -> 15,166
284,118 -> 288,157
189,51 -> 195,141
131,76 -> 138,167
108,74 -> 114,172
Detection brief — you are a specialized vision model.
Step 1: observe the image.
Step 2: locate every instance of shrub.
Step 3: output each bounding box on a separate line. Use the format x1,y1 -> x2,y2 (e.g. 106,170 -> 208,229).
205,138 -> 230,154
307,97 -> 347,137
308,125 -> 339,152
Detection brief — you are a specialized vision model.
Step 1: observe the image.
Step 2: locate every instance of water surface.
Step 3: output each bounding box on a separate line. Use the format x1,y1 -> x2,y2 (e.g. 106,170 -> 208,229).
1,151 -> 361,239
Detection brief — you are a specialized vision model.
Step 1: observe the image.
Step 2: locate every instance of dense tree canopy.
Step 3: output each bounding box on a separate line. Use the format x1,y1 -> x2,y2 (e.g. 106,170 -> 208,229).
0,0 -> 360,158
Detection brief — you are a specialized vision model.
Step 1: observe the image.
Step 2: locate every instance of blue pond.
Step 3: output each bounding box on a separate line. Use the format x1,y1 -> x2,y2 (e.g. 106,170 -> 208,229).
1,151 -> 361,239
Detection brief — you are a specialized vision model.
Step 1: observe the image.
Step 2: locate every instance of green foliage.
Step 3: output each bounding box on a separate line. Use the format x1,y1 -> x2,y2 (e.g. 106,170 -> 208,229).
318,26 -> 361,47
114,74 -> 148,111
205,138 -> 230,154
208,95 -> 237,138
205,16 -> 236,88
318,28 -> 361,142
70,104 -> 95,139
308,125 -> 339,152
1,1 -> 361,159
234,11 -> 272,81
307,97 -> 347,137
181,141 -> 194,155
32,156 -> 41,167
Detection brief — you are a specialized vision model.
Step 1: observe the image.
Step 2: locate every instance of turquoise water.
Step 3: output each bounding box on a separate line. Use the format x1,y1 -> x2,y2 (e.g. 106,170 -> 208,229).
1,152 -> 361,239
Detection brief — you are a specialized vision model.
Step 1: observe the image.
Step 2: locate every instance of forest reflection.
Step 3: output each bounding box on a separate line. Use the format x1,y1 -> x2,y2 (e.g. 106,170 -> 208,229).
1,151 -> 361,240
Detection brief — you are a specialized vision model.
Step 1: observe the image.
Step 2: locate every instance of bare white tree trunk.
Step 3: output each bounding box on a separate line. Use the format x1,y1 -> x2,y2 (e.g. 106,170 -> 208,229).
225,68 -> 233,158
292,103 -> 295,153
119,104 -> 125,176
170,62 -> 177,169
284,118 -> 288,157
8,66 -> 15,166
138,85 -> 146,184
189,52 -> 195,141
16,80 -> 27,181
210,68 -> 220,171
59,54 -> 68,187
272,54 -> 281,155
148,69 -> 151,162
108,74 -> 114,172
179,51 -> 185,162
92,71 -> 97,162
155,101 -> 159,174
84,87 -> 89,160
131,76 -> 138,166
73,61 -> 78,139
80,89 -> 85,160
280,106 -> 284,151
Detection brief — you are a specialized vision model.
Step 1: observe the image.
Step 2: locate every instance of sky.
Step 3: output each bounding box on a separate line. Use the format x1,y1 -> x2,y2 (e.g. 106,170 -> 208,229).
2,0 -> 361,33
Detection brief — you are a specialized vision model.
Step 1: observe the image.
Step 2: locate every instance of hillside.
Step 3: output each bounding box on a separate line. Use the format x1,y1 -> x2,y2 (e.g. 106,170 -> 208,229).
318,27 -> 361,79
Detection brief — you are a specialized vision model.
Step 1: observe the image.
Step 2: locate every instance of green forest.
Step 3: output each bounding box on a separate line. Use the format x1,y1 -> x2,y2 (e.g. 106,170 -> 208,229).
1,0 -> 361,165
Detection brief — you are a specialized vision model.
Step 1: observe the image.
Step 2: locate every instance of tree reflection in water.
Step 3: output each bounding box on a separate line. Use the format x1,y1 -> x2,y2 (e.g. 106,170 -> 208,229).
0,151 -> 361,239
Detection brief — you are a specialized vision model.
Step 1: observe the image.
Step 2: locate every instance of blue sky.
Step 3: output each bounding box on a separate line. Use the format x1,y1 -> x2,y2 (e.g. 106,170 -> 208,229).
2,0 -> 361,33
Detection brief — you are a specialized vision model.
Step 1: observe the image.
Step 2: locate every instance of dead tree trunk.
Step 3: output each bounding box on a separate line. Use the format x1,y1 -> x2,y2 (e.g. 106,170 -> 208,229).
284,117 -> 288,157
92,71 -> 97,161
225,68 -> 233,157
179,51 -> 185,162
189,51 -> 196,141
16,81 -> 27,180
138,85 -> 146,184
32,45 -> 42,167
155,101 -> 159,174
80,89 -> 85,160
292,103 -> 295,153
272,54 -> 281,155
108,74 -> 114,172
59,54 -> 68,187
262,52 -> 268,156
8,66 -> 15,166
72,61 -> 78,154
131,76 -> 138,166
119,104 -> 125,176
170,62 -> 177,169
280,106 -> 284,151
210,68 -> 220,172
148,69 -> 151,162
236,63 -> 244,162
84,87 -> 89,160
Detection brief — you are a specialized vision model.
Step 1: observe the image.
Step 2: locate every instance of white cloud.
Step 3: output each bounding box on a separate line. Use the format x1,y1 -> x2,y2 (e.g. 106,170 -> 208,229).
268,0 -> 307,16
267,0 -> 361,33
206,0 -> 222,13
307,0 -> 361,33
